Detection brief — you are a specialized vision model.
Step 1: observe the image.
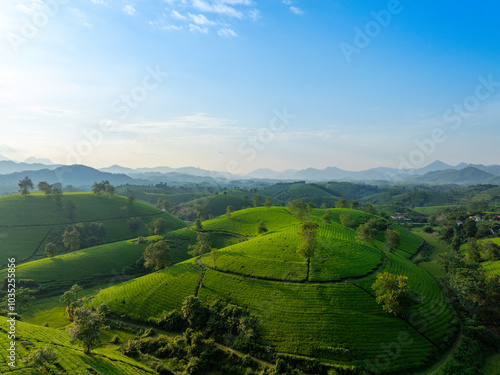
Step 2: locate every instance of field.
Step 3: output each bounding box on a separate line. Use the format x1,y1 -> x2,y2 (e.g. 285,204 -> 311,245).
86,207 -> 455,373
0,193 -> 186,267
91,259 -> 203,321
0,317 -> 155,374
0,237 -> 160,289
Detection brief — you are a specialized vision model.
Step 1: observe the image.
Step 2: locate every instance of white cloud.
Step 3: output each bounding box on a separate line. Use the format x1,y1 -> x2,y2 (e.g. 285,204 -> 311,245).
189,13 -> 217,25
90,0 -> 107,4
248,9 -> 260,21
189,24 -> 209,33
123,5 -> 136,16
162,24 -> 183,31
218,27 -> 237,38
192,0 -> 243,18
171,10 -> 187,20
282,0 -> 292,5
289,6 -> 304,15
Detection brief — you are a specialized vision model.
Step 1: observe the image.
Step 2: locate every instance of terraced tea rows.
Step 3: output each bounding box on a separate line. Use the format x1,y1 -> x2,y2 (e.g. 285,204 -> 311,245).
198,269 -> 435,373
92,260 -> 203,320
0,238 -> 160,289
0,317 -> 154,374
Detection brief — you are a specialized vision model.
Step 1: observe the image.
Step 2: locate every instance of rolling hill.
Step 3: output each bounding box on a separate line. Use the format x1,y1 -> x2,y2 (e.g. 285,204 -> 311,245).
90,206 -> 456,373
0,192 -> 186,268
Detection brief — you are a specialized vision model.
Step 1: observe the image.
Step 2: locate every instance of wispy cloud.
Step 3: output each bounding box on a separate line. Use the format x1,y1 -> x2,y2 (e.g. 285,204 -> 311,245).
289,6 -> 304,15
218,27 -> 237,37
123,5 -> 136,16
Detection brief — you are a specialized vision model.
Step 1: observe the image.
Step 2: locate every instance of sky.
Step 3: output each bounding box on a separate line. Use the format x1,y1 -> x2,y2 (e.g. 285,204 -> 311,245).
1,0 -> 500,174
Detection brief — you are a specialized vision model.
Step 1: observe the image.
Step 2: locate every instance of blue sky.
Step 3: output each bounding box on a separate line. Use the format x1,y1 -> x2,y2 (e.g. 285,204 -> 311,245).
1,0 -> 500,173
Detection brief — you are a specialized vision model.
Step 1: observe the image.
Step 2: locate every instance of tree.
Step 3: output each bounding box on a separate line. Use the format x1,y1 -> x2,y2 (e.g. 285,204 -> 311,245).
257,220 -> 268,234
466,238 -> 481,262
37,181 -> 52,195
24,345 -> 58,374
385,229 -> 401,252
194,218 -> 203,231
288,200 -> 309,221
62,228 -> 81,251
68,308 -> 106,354
226,205 -> 234,219
265,197 -> 273,209
45,242 -> 57,258
322,210 -> 332,224
128,217 -> 142,235
211,248 -> 218,267
143,240 -> 170,270
451,235 -> 462,252
363,204 -> 375,214
252,194 -> 262,207
18,176 -> 34,196
181,296 -> 208,330
64,200 -> 77,221
336,197 -> 348,208
482,240 -> 500,262
128,193 -> 135,205
60,284 -> 82,321
106,184 -> 116,199
188,232 -> 212,256
297,221 -> 319,258
349,200 -> 359,209
372,272 -> 416,317
356,219 -> 377,245
464,218 -> 478,239
51,187 -> 63,206
148,217 -> 167,235
340,213 -> 355,228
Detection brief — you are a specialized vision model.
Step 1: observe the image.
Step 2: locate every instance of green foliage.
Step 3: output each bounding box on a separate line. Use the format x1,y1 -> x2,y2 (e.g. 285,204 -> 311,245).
339,213 -> 355,228
148,217 -> 167,235
194,218 -> 203,231
45,242 -> 57,258
252,194 -> 263,207
288,200 -> 310,221
62,227 -> 81,251
128,217 -> 142,235
68,308 -> 106,353
384,228 -> 401,252
226,205 -> 234,219
356,219 -> 377,245
372,272 -> 416,317
321,210 -> 331,224
23,345 -> 58,374
297,221 -> 319,258
257,220 -> 268,234
182,296 -> 209,330
143,240 -> 170,270
188,232 -> 213,256
37,181 -> 52,195
18,176 -> 34,196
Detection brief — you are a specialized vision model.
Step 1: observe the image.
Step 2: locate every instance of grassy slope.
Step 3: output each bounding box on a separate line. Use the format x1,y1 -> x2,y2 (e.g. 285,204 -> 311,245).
0,193 -> 186,267
90,207 -> 455,373
0,237 -> 160,289
0,317 -> 155,374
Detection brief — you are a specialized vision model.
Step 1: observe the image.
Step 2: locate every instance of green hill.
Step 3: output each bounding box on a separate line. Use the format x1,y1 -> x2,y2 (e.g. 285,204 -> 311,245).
0,316 -> 155,374
90,207 -> 456,373
0,193 -> 186,267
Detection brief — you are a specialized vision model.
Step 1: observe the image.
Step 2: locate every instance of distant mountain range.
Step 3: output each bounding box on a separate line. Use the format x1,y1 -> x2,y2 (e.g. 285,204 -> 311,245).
1,158 -> 500,192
